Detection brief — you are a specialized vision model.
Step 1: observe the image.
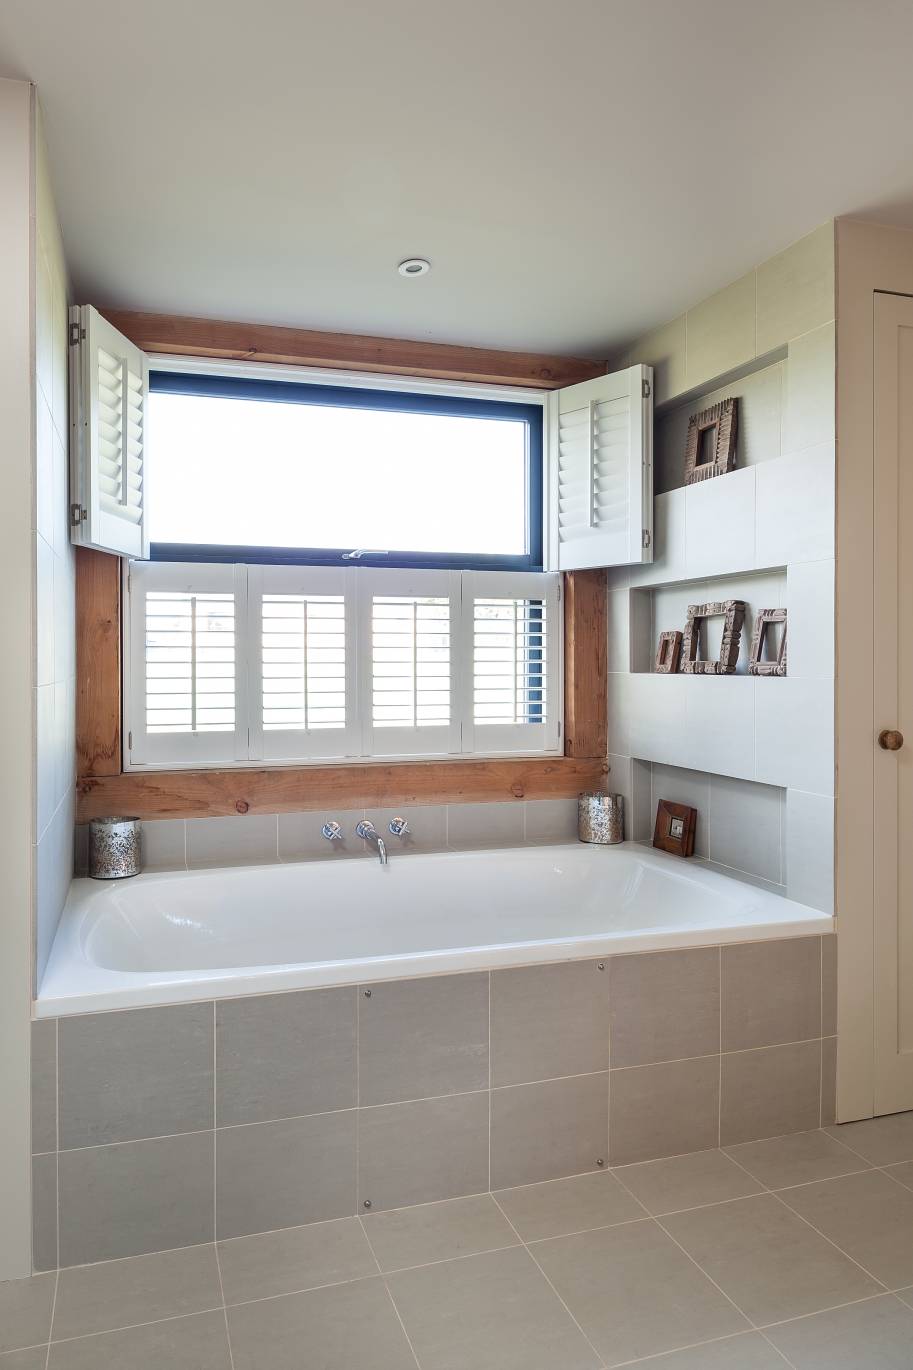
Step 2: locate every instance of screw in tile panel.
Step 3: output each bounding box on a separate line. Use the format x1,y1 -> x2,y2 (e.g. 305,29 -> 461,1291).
596,1158 -> 605,1167
364,989 -> 372,997
363,1199 -> 372,1209
596,962 -> 605,971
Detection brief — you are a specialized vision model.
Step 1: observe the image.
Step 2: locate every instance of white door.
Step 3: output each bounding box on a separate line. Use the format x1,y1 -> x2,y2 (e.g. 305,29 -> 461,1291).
873,291 -> 913,1114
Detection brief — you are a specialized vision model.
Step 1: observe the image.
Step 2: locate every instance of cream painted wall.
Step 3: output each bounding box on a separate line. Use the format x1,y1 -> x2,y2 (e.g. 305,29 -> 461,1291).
0,76 -> 37,1281
607,224 -> 836,916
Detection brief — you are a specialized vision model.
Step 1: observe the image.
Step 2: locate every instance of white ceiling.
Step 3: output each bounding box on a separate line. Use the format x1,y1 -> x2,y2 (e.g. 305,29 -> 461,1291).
3,0 -> 913,357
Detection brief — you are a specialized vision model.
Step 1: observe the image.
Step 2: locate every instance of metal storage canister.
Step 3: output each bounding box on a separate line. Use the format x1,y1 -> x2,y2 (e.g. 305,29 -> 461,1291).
578,793 -> 624,845
89,816 -> 142,879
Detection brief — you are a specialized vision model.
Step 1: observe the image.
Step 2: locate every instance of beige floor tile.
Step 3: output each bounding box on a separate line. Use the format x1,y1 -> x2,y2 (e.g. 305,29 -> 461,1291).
388,1245 -> 600,1370
52,1244 -> 221,1342
494,1170 -> 644,1242
778,1169 -> 913,1289
531,1219 -> 747,1366
47,1310 -> 231,1370
885,1161 -> 913,1190
0,1350 -> 49,1369
363,1194 -> 518,1272
614,1149 -> 763,1215
896,1285 -> 913,1309
624,1332 -> 788,1368
227,1277 -> 415,1370
663,1193 -> 880,1325
218,1216 -> 376,1304
0,1274 -> 55,1356
763,1293 -> 913,1369
725,1130 -> 870,1190
827,1111 -> 913,1165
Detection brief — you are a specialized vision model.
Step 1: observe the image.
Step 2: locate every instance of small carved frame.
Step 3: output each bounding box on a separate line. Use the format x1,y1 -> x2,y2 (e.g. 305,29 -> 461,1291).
681,600 -> 746,675
748,607 -> 787,676
655,630 -> 683,675
683,398 -> 739,485
653,799 -> 697,858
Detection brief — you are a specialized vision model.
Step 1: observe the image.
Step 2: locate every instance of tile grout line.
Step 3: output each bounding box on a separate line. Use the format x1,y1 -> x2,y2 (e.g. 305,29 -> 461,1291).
43,1268 -> 59,1370
717,946 -> 722,1148
357,1214 -> 424,1370
212,1001 -> 236,1369
54,1015 -> 60,1276
489,1190 -> 609,1369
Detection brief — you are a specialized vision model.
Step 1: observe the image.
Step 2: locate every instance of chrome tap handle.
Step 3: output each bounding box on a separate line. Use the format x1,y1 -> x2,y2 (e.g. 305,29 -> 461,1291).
388,816 -> 409,837
355,820 -> 376,840
321,821 -> 343,841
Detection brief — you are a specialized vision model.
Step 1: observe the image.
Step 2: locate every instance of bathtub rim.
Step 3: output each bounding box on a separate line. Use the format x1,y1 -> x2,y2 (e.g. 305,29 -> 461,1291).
36,841 -> 833,1019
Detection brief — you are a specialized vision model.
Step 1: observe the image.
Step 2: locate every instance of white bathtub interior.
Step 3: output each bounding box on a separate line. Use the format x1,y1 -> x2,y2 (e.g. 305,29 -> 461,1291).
38,841 -> 833,1015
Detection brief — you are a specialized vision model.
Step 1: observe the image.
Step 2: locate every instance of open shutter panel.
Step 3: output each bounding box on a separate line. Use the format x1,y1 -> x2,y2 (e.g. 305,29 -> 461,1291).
547,363 -> 653,570
69,305 -> 149,558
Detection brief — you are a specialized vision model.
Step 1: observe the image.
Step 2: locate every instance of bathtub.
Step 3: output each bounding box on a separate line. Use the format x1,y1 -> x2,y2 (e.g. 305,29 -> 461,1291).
37,841 -> 832,1016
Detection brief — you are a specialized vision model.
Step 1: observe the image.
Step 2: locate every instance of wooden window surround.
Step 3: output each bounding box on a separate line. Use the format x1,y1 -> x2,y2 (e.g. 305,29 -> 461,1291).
76,313 -> 609,821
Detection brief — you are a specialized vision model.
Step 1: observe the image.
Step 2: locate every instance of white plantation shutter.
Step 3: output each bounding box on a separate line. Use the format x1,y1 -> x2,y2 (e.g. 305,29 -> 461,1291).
358,568 -> 461,757
126,562 -> 247,766
547,364 -> 653,570
247,566 -> 357,760
69,305 -> 149,558
460,571 -> 561,754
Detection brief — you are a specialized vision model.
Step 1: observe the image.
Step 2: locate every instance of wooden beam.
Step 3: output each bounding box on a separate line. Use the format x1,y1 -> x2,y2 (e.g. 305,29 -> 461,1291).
76,548 -> 122,776
563,569 -> 608,758
77,756 -> 608,822
104,309 -> 606,390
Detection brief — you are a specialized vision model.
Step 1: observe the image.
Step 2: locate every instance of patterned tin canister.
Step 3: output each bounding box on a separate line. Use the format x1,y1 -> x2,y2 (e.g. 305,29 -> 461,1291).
578,793 -> 625,845
89,816 -> 142,879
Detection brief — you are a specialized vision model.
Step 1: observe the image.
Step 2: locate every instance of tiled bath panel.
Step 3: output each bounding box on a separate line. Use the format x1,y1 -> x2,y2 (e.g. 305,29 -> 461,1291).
9,1111 -> 913,1369
31,933 -> 836,1272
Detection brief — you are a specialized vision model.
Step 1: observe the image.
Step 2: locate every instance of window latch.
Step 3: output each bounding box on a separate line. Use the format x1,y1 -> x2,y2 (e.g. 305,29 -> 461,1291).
342,549 -> 389,560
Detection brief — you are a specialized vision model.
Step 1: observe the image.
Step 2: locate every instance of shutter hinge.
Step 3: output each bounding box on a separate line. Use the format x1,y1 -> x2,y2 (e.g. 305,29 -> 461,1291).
128,730 -> 133,751
642,529 -> 651,549
642,378 -> 651,399
68,321 -> 85,347
70,502 -> 87,527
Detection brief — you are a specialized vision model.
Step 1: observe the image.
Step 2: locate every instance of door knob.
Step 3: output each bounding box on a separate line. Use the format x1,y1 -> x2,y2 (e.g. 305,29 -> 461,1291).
878,729 -> 904,751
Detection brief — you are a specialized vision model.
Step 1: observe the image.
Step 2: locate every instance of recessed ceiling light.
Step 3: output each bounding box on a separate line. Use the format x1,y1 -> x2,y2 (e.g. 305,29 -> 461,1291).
398,257 -> 431,277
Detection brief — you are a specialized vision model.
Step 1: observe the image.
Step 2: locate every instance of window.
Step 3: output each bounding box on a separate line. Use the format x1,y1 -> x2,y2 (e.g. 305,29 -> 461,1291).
125,562 -> 561,768
145,371 -> 543,570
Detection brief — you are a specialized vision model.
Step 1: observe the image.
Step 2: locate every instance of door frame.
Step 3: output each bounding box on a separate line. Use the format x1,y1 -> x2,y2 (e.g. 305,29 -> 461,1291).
835,219 -> 913,1120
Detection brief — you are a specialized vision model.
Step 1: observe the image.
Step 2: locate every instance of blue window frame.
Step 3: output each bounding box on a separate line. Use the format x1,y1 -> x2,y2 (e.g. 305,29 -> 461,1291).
147,371 -> 543,571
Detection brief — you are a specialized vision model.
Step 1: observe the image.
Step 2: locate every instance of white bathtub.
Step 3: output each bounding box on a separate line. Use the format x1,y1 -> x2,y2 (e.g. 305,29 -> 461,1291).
37,832 -> 833,1019
37,841 -> 832,1016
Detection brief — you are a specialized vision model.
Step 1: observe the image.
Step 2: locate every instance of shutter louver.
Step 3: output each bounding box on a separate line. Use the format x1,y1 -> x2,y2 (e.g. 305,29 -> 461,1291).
548,364 -> 653,570
70,305 -> 149,558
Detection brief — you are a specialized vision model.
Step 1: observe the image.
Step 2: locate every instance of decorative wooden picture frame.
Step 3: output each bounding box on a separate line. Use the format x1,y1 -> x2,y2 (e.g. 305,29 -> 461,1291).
653,799 -> 697,857
655,630 -> 683,674
681,600 -> 746,675
683,398 -> 739,485
748,607 -> 787,676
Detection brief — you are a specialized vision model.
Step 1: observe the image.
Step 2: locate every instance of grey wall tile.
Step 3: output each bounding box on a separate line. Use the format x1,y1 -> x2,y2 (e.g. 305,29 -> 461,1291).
358,973 -> 488,1106
47,1309 -> 232,1370
31,1153 -> 57,1273
227,1276 -> 417,1370
217,1111 -> 356,1240
822,934 -> 837,1036
491,960 -> 609,1087
141,819 -> 186,871
0,1272 -> 55,1356
358,1092 -> 489,1212
721,937 -> 821,1052
708,776 -> 783,883
720,1040 -> 821,1146
217,987 -> 356,1126
610,948 -> 720,1068
59,1132 -> 215,1266
278,807 -> 367,862
609,1057 -> 720,1165
59,1003 -> 214,1148
52,1245 -> 222,1342
446,801 -> 524,849
490,1074 -> 608,1189
524,799 -> 579,844
186,814 -> 278,868
368,805 -> 448,854
30,1018 -> 56,1154
821,1037 -> 837,1127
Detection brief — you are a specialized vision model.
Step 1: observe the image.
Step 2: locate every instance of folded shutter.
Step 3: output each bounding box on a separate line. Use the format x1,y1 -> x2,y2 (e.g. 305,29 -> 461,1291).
69,305 -> 149,558
547,364 -> 653,569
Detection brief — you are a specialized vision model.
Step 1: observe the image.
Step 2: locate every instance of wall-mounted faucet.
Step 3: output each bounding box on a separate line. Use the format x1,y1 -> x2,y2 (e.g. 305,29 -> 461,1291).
356,820 -> 387,865
321,821 -> 343,842
388,816 -> 409,837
